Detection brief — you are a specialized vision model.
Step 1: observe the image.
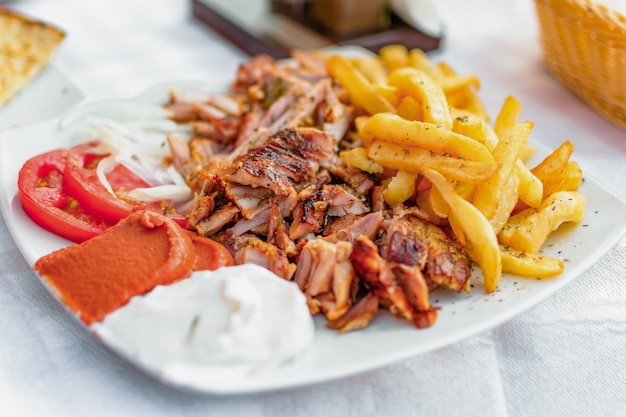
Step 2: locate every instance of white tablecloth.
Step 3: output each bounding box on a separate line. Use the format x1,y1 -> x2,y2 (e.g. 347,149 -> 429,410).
1,1 -> 625,416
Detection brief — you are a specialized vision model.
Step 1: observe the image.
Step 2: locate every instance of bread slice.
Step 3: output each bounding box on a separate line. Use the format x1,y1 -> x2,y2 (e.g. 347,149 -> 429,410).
0,7 -> 66,106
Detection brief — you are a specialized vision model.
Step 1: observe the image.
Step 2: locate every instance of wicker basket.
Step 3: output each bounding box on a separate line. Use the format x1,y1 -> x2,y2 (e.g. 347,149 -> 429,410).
534,0 -> 626,129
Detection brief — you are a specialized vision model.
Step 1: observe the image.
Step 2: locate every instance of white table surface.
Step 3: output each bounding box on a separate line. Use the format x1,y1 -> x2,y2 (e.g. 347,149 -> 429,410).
1,1 -> 626,416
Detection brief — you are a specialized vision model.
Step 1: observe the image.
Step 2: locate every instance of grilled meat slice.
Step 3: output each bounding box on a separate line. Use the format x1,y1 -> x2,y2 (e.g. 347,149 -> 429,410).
382,212 -> 472,293
219,233 -> 296,280
195,204 -> 239,236
267,198 -> 297,254
228,204 -> 271,236
350,235 -> 438,329
392,264 -> 438,329
294,239 -> 336,295
289,185 -> 330,240
223,183 -> 272,220
294,239 -> 356,319
226,127 -> 335,197
323,211 -> 383,244
326,292 -> 379,333
324,184 -> 369,216
186,195 -> 215,230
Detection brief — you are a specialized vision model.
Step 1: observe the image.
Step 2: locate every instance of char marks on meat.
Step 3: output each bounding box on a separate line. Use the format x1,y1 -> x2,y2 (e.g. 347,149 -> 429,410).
170,50 -> 475,333
381,211 -> 472,293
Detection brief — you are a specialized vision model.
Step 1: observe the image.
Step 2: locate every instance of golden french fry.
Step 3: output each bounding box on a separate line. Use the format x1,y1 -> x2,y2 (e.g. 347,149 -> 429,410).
396,96 -> 423,121
420,167 -> 502,293
354,115 -> 370,136
361,113 -> 494,162
519,145 -> 536,162
415,187 -> 447,225
531,140 -> 578,197
340,147 -> 384,174
387,67 -> 453,129
473,121 -> 533,219
438,62 -> 489,121
451,107 -> 498,152
494,96 -> 522,138
383,170 -> 418,205
379,44 -> 409,71
459,89 -> 490,122
438,74 -> 481,94
427,185 -> 449,218
351,56 -> 387,84
426,180 -> 476,222
556,161 -> 583,191
515,159 -> 543,208
375,84 -> 399,106
447,209 -> 466,245
500,245 -> 564,278
498,191 -> 586,254
407,48 -> 442,79
541,162 -> 583,197
327,55 -> 395,115
490,172 -> 520,234
367,140 -> 499,183
531,140 -> 574,181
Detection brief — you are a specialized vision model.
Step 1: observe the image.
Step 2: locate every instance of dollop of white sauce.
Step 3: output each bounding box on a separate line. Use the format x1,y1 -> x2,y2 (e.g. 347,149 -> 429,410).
91,264 -> 315,385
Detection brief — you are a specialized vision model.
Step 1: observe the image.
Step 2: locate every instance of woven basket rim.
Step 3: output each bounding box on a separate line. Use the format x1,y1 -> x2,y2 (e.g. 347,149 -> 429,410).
535,0 -> 626,34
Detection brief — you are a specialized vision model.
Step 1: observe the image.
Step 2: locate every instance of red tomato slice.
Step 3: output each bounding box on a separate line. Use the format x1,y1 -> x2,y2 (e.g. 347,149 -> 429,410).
63,141 -> 139,224
108,163 -> 188,227
63,141 -> 189,227
17,149 -> 111,243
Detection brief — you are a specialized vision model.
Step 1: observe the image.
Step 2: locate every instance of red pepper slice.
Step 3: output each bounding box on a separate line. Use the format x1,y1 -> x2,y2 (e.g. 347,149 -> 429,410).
17,149 -> 111,243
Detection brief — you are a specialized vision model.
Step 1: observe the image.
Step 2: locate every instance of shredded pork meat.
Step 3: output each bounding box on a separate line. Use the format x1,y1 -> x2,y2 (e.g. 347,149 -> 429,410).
164,51 -> 475,333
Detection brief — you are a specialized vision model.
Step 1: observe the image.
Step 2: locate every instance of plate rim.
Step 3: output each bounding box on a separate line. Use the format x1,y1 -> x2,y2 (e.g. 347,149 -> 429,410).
1,49 -> 626,394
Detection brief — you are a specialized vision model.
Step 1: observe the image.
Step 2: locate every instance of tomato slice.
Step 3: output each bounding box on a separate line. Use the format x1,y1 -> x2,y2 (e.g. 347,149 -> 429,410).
63,141 -> 139,224
17,149 -> 111,243
63,141 -> 189,227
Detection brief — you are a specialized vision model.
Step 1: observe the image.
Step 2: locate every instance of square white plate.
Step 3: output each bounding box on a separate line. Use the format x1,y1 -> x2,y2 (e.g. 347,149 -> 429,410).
1,57 -> 625,394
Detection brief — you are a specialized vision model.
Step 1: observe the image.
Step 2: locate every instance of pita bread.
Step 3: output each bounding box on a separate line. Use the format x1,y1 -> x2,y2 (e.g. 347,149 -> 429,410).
0,7 -> 66,106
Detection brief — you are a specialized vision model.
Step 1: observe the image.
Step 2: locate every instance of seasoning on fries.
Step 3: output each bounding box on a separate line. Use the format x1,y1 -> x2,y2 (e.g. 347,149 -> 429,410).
24,44 -> 587,334
333,46 -> 586,295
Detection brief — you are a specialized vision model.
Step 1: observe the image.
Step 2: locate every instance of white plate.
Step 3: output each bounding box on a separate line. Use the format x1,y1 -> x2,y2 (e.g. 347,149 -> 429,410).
0,61 -> 86,132
1,78 -> 626,396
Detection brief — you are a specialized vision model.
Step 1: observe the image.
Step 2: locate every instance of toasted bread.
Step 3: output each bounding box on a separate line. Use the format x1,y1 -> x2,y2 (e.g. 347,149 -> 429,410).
0,8 -> 66,106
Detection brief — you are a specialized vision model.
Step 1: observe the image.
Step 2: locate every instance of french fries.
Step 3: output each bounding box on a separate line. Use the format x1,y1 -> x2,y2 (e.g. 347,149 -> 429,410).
472,121 -> 533,220
326,55 -> 395,115
325,45 -> 586,293
498,191 -> 586,254
340,147 -> 384,174
387,67 -> 453,129
383,170 -> 418,205
421,168 -> 502,293
500,245 -> 564,278
367,140 -> 500,183
361,113 -> 494,163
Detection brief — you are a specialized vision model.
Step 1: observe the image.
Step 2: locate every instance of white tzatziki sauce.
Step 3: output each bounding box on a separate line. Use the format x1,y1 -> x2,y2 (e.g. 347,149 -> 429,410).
91,264 -> 315,384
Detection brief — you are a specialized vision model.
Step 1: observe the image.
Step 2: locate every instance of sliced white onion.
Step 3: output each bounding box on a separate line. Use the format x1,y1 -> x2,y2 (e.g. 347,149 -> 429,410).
59,100 -> 170,131
58,96 -> 202,205
128,185 -> 193,203
95,155 -> 119,197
